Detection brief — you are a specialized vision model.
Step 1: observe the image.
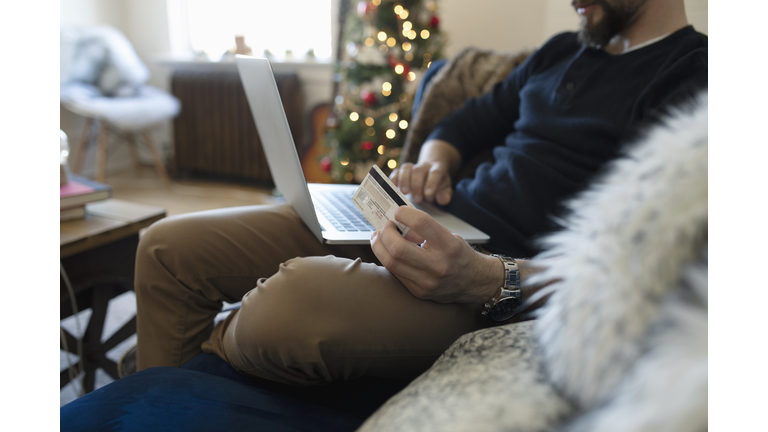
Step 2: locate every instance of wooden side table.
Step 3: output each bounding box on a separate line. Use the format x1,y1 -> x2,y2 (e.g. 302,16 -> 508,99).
60,199 -> 165,393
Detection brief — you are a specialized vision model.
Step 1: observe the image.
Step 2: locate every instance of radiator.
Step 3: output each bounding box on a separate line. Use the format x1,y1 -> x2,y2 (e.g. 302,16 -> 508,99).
170,63 -> 303,183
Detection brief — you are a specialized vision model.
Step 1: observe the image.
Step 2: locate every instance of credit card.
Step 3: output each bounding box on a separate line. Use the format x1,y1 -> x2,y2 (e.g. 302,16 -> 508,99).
351,165 -> 415,236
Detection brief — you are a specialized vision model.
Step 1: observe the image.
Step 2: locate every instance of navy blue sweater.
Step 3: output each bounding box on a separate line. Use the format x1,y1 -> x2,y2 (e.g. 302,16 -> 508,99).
429,26 -> 708,256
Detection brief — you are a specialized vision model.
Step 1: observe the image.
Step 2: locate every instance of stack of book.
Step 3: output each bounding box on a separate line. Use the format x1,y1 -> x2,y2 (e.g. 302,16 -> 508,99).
60,174 -> 112,221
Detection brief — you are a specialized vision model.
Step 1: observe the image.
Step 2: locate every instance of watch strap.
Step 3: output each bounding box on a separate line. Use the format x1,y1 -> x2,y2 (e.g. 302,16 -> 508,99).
481,255 -> 521,317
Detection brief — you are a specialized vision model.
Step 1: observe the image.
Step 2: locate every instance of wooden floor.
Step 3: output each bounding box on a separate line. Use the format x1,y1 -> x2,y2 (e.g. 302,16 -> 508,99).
61,166 -> 281,406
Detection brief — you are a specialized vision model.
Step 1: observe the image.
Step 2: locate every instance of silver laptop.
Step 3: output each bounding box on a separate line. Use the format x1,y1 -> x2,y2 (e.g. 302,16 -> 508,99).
236,56 -> 490,245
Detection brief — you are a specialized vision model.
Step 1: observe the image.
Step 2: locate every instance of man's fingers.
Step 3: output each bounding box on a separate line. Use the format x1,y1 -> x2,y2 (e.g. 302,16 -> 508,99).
404,228 -> 426,245
409,164 -> 430,202
436,187 -> 453,206
377,220 -> 430,264
371,224 -> 429,281
395,163 -> 413,194
423,166 -> 451,203
394,207 -> 454,249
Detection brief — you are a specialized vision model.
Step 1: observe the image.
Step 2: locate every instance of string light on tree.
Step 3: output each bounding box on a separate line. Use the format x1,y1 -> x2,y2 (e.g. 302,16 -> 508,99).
322,0 -> 445,183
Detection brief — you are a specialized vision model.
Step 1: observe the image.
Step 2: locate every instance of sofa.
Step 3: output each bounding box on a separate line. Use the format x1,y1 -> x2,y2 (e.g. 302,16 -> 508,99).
60,50 -> 708,432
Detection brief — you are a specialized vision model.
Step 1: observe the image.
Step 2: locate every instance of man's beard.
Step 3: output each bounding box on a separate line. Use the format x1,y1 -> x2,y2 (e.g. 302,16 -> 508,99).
577,0 -> 647,48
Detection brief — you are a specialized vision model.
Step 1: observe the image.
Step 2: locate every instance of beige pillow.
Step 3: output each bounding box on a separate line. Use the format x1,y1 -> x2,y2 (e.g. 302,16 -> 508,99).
357,321 -> 573,432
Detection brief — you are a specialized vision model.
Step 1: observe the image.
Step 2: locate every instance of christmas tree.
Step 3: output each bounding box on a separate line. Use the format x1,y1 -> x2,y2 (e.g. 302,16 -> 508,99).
322,0 -> 444,184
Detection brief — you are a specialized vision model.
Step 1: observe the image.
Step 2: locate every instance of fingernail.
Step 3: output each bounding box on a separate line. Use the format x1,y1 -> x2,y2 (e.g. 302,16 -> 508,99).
424,188 -> 434,195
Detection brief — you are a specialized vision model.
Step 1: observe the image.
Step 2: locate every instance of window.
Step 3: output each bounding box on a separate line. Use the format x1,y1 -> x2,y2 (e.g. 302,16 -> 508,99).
178,0 -> 332,61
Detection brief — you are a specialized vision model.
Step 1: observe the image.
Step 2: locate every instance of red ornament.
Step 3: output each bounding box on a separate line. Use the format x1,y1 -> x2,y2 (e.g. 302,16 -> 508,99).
320,157 -> 332,173
430,15 -> 440,28
387,54 -> 398,68
361,90 -> 376,106
360,141 -> 375,150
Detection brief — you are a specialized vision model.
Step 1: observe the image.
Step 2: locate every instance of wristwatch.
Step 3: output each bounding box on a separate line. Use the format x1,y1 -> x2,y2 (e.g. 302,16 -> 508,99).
481,254 -> 522,322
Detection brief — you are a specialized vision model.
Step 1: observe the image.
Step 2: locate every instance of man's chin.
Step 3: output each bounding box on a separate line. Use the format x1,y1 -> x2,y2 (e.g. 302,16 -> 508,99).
578,24 -> 610,48
578,12 -> 616,47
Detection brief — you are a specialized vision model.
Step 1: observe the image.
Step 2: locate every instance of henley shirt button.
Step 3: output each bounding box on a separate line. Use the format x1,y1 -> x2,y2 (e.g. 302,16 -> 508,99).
565,82 -> 575,91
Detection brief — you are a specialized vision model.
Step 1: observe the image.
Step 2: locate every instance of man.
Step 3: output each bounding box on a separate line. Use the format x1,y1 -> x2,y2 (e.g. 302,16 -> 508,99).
132,0 -> 707,386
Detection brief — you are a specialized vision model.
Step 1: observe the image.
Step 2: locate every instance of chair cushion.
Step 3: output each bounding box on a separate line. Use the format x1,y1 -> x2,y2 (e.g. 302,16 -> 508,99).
60,84 -> 180,130
60,367 -> 365,432
60,25 -> 150,94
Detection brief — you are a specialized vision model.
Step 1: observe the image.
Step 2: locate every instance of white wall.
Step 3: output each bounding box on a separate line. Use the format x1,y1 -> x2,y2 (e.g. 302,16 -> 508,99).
442,0 -> 707,56
440,0 -> 547,56
684,0 -> 708,34
60,0 -> 125,29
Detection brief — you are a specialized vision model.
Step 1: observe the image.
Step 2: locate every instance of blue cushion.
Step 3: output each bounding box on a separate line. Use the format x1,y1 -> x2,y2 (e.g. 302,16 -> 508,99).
60,367 -> 365,432
179,353 -> 409,418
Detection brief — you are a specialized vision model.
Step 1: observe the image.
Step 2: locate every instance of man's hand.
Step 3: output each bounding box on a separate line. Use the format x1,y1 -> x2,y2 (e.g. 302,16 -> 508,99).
390,161 -> 453,205
370,206 -> 503,304
389,139 -> 461,205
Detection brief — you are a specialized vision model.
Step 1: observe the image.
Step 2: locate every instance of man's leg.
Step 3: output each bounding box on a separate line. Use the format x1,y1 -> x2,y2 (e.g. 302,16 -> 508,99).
204,255 -> 490,386
136,204 -> 491,384
135,204 -> 374,370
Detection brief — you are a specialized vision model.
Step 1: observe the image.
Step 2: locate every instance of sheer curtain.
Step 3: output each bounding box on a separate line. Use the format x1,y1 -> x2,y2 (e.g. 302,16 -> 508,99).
182,0 -> 332,61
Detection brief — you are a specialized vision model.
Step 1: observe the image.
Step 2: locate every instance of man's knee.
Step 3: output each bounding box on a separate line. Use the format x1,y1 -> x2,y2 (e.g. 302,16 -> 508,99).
234,256 -> 357,341
136,213 -> 222,274
139,213 -> 201,255
134,214 -> 214,300
227,256 -> 376,384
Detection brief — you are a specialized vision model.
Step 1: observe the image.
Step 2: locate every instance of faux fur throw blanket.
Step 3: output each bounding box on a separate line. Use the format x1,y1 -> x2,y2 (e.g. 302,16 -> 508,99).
532,91 -> 708,431
401,47 -> 531,164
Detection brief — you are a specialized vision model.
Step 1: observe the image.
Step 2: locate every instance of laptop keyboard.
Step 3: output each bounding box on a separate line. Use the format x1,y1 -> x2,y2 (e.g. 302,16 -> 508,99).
313,190 -> 375,232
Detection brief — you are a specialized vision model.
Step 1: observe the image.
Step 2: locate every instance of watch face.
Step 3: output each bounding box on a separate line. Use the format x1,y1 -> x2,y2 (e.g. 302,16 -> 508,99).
489,297 -> 521,322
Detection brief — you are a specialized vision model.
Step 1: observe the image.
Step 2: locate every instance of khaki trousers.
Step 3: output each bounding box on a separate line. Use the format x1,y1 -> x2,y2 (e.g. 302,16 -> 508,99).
135,204 -> 491,386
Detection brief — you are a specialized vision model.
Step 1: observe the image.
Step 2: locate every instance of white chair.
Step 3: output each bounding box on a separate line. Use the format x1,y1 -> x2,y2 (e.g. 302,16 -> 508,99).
60,25 -> 180,183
